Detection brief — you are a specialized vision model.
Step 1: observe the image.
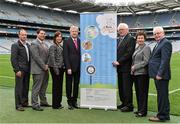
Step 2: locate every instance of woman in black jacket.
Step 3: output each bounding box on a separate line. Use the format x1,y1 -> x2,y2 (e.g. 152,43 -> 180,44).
48,31 -> 64,109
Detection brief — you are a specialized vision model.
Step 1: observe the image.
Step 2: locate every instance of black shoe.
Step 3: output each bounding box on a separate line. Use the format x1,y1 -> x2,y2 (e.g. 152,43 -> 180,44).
16,107 -> 25,111
22,104 -> 31,107
135,113 -> 147,117
134,111 -> 138,114
40,104 -> 51,107
32,106 -> 44,111
59,105 -> 64,109
52,105 -> 64,109
22,103 -> 29,107
120,106 -> 133,112
117,104 -> 124,109
73,103 -> 79,109
68,105 -> 74,110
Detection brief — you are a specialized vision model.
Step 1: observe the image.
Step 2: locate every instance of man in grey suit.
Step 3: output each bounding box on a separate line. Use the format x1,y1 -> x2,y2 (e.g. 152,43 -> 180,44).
149,27 -> 172,122
30,29 -> 50,111
11,29 -> 30,111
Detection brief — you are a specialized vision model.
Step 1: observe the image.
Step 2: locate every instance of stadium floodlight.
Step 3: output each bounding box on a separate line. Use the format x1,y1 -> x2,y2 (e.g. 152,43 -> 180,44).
53,8 -> 62,11
136,11 -> 151,14
80,0 -> 164,6
38,5 -> 49,9
66,10 -> 78,13
5,0 -> 17,3
173,7 -> 180,10
117,12 -> 132,15
21,2 -> 35,6
155,9 -> 169,13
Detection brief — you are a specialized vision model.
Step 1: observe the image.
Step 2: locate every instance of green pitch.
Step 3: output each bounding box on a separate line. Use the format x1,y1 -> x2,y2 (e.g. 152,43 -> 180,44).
0,53 -> 180,123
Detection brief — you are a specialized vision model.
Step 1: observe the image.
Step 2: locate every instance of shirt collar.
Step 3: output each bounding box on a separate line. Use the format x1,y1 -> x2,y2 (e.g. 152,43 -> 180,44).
19,40 -> 27,45
71,37 -> 77,41
37,38 -> 44,44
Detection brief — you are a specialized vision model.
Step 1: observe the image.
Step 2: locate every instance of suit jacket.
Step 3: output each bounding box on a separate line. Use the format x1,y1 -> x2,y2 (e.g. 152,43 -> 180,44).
131,44 -> 151,75
48,43 -> 64,68
30,39 -> 49,74
63,37 -> 81,72
148,38 -> 172,80
117,34 -> 136,73
11,40 -> 30,73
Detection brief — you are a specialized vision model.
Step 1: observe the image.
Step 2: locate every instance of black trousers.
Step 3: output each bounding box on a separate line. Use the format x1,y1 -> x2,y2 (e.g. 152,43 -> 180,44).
155,79 -> 170,120
134,75 -> 149,114
50,67 -> 64,108
118,72 -> 133,108
65,70 -> 80,106
15,71 -> 30,108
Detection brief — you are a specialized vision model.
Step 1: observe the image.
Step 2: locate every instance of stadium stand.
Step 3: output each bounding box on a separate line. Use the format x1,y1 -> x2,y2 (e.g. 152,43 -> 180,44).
0,2 -> 79,27
0,1 -> 180,54
0,1 -> 79,54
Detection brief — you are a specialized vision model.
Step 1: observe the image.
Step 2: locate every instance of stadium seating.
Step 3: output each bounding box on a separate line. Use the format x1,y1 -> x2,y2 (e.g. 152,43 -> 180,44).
0,2 -> 79,27
0,1 -> 180,54
118,12 -> 180,28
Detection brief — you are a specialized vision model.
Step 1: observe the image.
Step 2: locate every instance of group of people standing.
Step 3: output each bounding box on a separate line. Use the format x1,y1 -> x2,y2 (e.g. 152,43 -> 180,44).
11,25 -> 81,111
113,23 -> 172,122
11,22 -> 172,122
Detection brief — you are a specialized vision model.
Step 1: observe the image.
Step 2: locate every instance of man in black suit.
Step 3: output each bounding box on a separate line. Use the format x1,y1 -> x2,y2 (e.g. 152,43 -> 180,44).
11,29 -> 30,111
149,26 -> 172,122
113,23 -> 135,112
63,25 -> 81,110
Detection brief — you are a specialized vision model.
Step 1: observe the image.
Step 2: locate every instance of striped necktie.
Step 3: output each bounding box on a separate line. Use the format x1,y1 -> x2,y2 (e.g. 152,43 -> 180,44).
74,39 -> 78,49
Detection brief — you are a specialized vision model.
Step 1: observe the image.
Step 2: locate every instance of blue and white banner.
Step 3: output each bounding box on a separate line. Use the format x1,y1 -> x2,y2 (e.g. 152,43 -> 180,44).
80,13 -> 117,110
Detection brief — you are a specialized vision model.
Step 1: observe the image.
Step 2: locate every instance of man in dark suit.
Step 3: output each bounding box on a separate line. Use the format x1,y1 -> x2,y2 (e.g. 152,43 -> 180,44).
113,23 -> 136,112
149,26 -> 172,122
63,25 -> 81,110
30,29 -> 50,111
11,29 -> 30,111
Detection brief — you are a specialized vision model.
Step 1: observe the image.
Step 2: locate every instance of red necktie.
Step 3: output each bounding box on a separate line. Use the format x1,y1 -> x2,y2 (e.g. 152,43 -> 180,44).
74,39 -> 78,49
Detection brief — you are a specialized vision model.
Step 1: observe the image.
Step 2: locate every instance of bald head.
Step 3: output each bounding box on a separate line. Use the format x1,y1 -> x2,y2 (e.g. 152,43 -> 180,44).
117,23 -> 129,37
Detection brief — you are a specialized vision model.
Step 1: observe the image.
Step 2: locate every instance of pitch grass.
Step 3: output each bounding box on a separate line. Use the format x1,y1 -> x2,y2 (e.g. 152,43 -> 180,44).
0,87 -> 180,123
0,53 -> 180,116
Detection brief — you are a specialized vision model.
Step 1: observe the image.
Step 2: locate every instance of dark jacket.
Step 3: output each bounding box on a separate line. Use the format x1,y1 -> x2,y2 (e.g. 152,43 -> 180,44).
117,34 -> 136,73
148,38 -> 172,80
48,43 -> 64,68
11,40 -> 30,73
63,37 -> 81,72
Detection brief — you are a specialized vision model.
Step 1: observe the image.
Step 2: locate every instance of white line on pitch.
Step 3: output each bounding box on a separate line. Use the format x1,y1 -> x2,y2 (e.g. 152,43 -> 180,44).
0,75 -> 180,94
0,75 -> 14,79
169,88 -> 180,94
0,75 -> 52,83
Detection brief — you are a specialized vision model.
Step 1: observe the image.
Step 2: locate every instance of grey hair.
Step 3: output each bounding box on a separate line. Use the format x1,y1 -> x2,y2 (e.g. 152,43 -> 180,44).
117,23 -> 129,31
70,25 -> 79,31
153,26 -> 164,33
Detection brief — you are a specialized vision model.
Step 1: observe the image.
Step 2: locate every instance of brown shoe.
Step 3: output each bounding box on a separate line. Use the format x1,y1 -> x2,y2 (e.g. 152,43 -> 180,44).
149,116 -> 165,122
16,107 -> 25,111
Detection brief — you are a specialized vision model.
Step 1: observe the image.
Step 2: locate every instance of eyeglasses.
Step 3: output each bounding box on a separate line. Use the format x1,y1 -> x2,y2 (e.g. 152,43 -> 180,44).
153,32 -> 162,35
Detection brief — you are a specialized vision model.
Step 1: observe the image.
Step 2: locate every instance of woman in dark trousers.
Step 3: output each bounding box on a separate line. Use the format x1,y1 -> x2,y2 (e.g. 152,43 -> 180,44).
131,32 -> 151,117
48,31 -> 64,109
